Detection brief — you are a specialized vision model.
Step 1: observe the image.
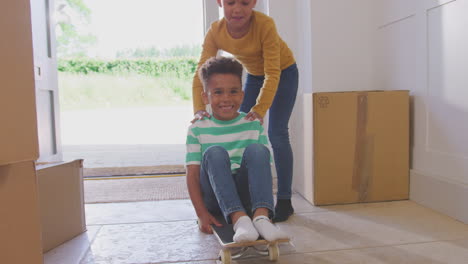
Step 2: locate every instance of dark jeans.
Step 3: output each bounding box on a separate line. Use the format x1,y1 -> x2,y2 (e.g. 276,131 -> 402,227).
200,144 -> 274,223
240,63 -> 299,199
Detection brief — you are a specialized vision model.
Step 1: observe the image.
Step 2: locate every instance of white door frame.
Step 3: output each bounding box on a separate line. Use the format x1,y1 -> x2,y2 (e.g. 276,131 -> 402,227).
30,0 -> 62,163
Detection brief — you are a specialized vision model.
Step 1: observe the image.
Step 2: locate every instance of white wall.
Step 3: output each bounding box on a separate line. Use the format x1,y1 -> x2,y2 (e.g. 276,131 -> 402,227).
269,0 -> 375,203
270,0 -> 468,224
372,0 -> 468,223
269,0 -> 313,201
308,0 -> 374,93
271,0 -> 374,92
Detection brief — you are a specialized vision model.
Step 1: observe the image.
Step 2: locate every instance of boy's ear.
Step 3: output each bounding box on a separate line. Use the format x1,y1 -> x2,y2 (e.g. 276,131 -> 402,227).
216,0 -> 222,8
202,91 -> 209,105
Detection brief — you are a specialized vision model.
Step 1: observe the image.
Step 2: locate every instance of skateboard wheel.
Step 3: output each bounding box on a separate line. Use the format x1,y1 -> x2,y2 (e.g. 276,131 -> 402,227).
268,243 -> 279,261
219,249 -> 231,264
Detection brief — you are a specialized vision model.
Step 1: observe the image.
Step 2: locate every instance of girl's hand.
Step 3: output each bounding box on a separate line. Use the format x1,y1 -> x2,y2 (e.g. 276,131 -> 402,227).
191,110 -> 211,123
198,213 -> 222,234
245,111 -> 263,124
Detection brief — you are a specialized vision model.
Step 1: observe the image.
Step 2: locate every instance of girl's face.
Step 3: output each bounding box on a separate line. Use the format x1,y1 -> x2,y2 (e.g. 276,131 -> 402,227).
217,0 -> 257,33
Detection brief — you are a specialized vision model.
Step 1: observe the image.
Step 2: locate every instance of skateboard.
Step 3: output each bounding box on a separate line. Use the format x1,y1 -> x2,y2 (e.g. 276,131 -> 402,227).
209,218 -> 290,264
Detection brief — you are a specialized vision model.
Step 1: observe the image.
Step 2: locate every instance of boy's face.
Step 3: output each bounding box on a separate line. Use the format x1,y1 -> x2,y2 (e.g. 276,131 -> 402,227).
202,73 -> 244,121
217,0 -> 257,31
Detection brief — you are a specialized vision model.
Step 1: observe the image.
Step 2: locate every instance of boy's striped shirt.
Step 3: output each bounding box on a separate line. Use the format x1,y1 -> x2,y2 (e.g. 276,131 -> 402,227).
185,112 -> 270,171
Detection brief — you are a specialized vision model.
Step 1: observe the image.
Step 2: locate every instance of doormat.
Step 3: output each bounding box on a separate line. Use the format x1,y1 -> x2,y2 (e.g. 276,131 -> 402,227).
84,165 -> 185,177
84,175 -> 189,204
84,175 -> 278,204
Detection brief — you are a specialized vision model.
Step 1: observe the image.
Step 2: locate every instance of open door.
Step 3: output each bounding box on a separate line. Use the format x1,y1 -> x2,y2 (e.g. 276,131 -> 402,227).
30,0 -> 62,163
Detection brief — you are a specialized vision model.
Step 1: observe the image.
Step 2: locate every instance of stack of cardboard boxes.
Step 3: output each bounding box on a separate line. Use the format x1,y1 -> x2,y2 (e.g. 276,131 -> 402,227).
0,1 -> 44,262
1,1 -> 86,262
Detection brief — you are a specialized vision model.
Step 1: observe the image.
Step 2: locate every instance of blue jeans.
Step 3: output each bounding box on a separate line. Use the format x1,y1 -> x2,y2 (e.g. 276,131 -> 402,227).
240,63 -> 299,200
200,144 -> 274,223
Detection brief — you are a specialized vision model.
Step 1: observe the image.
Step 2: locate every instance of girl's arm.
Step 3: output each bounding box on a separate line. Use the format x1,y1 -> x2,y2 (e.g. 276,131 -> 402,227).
250,20 -> 282,117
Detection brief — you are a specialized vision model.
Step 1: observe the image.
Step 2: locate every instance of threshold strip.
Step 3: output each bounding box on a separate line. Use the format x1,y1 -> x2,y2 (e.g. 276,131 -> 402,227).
84,173 -> 186,181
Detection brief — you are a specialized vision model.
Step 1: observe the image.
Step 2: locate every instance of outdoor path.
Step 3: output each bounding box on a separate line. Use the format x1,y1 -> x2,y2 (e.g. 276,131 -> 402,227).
61,105 -> 192,168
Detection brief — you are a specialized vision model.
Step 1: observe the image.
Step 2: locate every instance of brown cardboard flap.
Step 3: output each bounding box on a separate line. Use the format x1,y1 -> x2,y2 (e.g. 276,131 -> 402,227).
37,159 -> 86,252
313,92 -> 358,204
36,159 -> 84,170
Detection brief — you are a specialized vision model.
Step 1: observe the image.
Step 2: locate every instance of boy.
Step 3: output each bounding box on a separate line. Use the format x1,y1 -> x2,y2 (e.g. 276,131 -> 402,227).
186,57 -> 287,243
191,0 -> 298,222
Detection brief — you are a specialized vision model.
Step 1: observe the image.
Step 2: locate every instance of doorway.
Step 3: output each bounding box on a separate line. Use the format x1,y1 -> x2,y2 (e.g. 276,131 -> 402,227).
56,0 -> 205,177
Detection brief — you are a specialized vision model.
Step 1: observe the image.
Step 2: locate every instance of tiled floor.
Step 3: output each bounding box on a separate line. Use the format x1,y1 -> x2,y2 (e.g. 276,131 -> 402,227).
44,195 -> 468,264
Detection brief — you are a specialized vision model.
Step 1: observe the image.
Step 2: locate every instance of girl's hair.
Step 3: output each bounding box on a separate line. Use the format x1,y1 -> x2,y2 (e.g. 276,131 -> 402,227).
198,56 -> 243,90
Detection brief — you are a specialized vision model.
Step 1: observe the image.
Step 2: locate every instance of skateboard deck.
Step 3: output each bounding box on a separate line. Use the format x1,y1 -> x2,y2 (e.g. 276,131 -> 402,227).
209,217 -> 290,263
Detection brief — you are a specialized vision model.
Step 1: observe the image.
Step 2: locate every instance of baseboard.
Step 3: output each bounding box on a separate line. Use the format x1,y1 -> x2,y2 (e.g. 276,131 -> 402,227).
410,169 -> 468,224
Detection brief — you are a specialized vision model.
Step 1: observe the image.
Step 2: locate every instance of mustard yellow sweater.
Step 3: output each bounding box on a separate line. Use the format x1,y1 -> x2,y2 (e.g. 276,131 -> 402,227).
192,11 -> 295,117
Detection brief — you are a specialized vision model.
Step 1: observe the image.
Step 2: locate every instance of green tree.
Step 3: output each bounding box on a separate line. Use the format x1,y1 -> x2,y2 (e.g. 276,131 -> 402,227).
115,44 -> 202,59
162,44 -> 202,57
55,0 -> 96,58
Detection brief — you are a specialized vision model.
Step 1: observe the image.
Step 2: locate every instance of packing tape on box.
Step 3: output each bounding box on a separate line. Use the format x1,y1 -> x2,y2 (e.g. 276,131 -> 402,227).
352,93 -> 374,202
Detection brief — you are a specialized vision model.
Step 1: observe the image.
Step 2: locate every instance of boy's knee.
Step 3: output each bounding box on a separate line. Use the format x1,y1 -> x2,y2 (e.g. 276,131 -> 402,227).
204,145 -> 229,160
245,144 -> 270,157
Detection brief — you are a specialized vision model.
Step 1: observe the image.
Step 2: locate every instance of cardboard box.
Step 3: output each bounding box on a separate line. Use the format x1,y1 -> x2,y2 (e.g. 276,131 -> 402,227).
0,161 -> 43,264
0,0 -> 39,166
313,90 -> 409,205
37,159 -> 86,252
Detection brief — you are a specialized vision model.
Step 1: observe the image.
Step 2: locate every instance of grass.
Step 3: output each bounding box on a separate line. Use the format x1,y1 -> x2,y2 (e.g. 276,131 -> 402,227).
58,72 -> 192,110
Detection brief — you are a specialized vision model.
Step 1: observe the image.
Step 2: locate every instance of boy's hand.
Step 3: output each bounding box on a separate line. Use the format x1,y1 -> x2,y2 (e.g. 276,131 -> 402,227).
191,110 -> 211,123
198,212 -> 222,234
245,111 -> 263,124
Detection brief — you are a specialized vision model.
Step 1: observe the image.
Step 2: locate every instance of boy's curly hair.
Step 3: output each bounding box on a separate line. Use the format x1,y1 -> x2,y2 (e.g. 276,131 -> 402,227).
198,56 -> 243,91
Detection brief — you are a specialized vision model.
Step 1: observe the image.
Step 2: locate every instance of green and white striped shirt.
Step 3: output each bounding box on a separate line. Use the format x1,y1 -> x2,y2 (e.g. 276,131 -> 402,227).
185,112 -> 270,171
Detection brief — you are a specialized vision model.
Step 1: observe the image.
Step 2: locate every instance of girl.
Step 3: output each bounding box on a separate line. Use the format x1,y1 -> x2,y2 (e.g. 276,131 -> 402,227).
192,0 -> 298,222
